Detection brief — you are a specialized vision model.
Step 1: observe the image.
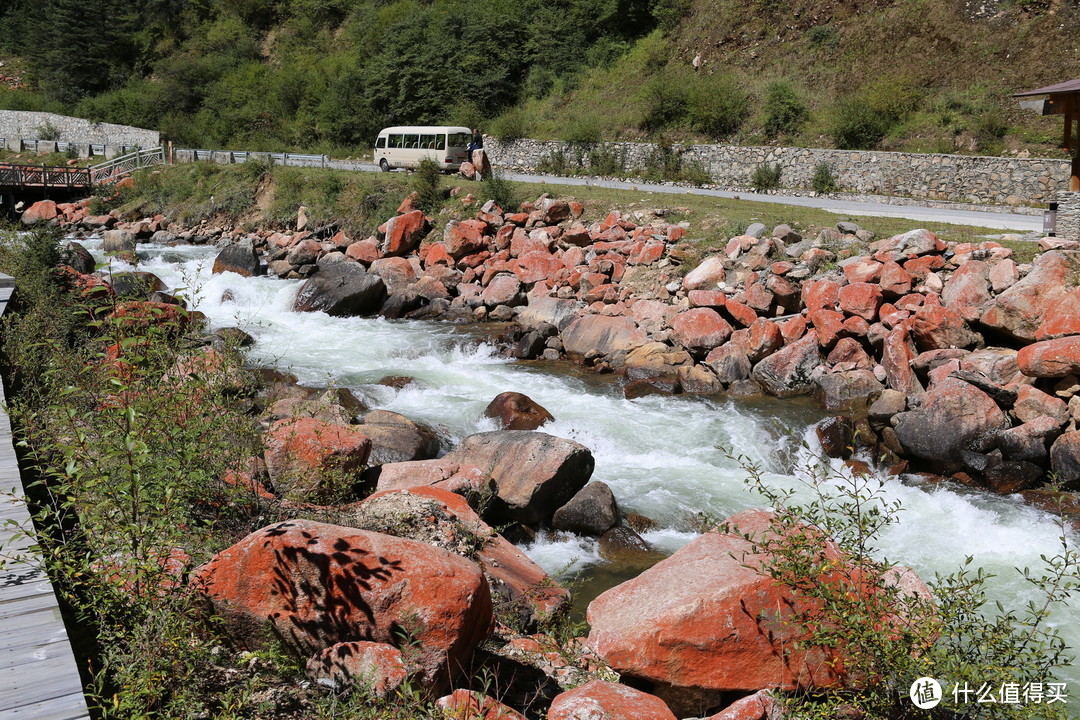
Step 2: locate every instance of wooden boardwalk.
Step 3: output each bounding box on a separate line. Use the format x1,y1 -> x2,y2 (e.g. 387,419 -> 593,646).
0,275 -> 91,720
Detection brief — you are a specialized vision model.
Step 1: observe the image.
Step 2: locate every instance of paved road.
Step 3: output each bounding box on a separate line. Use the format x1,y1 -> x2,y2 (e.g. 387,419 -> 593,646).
326,160 -> 1044,233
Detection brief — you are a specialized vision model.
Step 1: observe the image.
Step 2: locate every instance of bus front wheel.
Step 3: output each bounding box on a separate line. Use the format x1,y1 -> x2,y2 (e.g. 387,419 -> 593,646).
379,158 -> 390,172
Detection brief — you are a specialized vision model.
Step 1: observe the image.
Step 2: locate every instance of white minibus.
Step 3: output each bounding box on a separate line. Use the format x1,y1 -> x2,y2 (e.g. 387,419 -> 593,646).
373,126 -> 473,171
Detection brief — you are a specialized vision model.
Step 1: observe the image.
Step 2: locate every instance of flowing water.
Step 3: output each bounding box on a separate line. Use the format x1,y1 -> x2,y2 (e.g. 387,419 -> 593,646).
88,240 -> 1080,707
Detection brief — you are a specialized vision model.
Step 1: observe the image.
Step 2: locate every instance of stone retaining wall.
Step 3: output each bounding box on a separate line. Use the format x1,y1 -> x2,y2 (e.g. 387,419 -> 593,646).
486,138 -> 1071,207
0,111 -> 159,159
1057,192 -> 1080,240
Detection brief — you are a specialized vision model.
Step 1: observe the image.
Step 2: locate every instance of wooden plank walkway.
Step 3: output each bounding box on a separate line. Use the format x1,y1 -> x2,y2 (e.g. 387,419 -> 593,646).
0,274 -> 91,720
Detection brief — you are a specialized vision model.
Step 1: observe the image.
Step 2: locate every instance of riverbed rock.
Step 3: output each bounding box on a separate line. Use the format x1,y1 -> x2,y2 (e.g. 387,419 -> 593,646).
751,330 -> 821,397
892,377 -> 1010,473
561,315 -> 648,364
518,297 -> 583,333
192,520 -> 492,690
484,392 -> 554,431
942,260 -> 991,320
358,409 -> 441,466
1035,287 -> 1080,341
669,308 -> 733,355
551,481 -> 619,536
380,209 -> 428,256
102,229 -> 136,254
547,680 -> 676,720
813,369 -> 883,412
349,487 -> 568,628
61,241 -> 96,274
447,431 -> 594,525
682,256 -> 727,291
910,304 -> 981,351
21,199 -> 58,225
1050,431 -> 1080,487
110,271 -> 166,298
263,417 -> 372,502
294,263 -> 387,316
704,342 -> 752,384
703,690 -> 778,720
1018,337 -> 1080,378
305,641 -> 407,697
980,251 -> 1077,342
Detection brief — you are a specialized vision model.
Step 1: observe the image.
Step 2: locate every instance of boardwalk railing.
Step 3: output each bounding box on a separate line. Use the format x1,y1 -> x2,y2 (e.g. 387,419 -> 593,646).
0,163 -> 91,190
89,146 -> 165,185
176,148 -> 331,168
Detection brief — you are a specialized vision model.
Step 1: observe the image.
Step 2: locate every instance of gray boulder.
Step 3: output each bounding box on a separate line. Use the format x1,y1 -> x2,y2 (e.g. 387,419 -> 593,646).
294,262 -> 386,316
552,481 -> 619,536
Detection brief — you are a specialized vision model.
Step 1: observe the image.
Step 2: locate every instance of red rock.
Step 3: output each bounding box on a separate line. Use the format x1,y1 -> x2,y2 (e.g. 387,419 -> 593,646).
989,258 -> 1020,293
374,458 -> 490,497
510,229 -> 550,258
827,337 -> 871,368
942,260 -> 991,320
1013,385 -> 1070,425
910,304 -> 981,351
193,520 -> 492,689
704,343 -> 752,384
437,690 -> 526,720
21,199 -> 58,225
688,290 -> 727,309
881,324 -> 923,395
459,251 -> 492,270
878,261 -> 912,297
670,308 -> 733,353
286,238 -> 321,266
380,210 -> 428,256
1018,337 -> 1080,378
484,392 -> 554,430
764,274 -> 799,311
513,250 -> 563,285
482,275 -> 523,307
842,258 -> 882,283
345,237 -> 380,265
667,224 -> 685,241
305,641 -> 407,697
743,283 -> 774,314
1035,287 -> 1080,341
894,293 -> 924,312
842,315 -> 870,336
548,680 -> 676,720
903,255 -> 945,280
837,282 -> 883,321
424,241 -> 454,268
263,417 -> 372,502
704,690 -> 777,720
802,278 -> 841,312
723,299 -> 758,328
982,253 -> 1073,341
628,241 -> 665,265
770,261 -> 794,275
746,318 -> 783,363
587,509 -> 930,708
808,308 -> 846,348
779,314 -> 807,343
445,220 -> 489,258
1050,432 -> 1080,485
682,257 -> 726,291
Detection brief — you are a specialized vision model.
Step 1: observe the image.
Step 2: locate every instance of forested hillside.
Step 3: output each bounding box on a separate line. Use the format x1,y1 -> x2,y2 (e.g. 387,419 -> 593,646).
0,0 -> 1077,157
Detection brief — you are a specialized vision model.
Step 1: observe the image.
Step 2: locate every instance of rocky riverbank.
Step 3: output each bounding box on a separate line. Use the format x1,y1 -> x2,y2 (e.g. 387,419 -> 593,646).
20,188 -> 1080,718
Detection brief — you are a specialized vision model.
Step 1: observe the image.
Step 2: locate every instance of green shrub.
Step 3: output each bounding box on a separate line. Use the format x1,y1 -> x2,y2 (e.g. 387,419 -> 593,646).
763,80 -> 807,138
811,162 -> 838,193
807,24 -> 838,47
410,158 -> 445,213
562,115 -> 603,145
751,162 -> 782,191
830,98 -> 891,150
489,107 -> 531,141
687,73 -> 749,140
651,0 -> 692,32
587,144 -> 627,176
640,70 -> 690,132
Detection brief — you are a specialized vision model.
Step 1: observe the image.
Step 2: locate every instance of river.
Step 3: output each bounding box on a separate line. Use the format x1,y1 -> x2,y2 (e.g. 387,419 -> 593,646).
87,239 -> 1080,710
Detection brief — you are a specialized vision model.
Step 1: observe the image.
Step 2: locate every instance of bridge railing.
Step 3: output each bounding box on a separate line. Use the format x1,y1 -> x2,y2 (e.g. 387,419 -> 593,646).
175,148 -> 329,168
89,146 -> 165,185
0,162 -> 91,189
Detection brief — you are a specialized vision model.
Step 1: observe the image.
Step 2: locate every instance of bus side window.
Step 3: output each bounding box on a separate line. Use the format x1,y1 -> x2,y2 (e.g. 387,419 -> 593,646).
410,134 -> 421,148
376,137 -> 387,149
436,135 -> 446,151
421,134 -> 436,149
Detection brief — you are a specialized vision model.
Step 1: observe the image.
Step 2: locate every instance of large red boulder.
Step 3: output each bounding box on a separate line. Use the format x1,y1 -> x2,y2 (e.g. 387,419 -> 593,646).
801,278 -> 840,312
942,260 -> 991,320
980,251 -> 1075,342
704,691 -> 778,720
379,210 -> 428,255
547,680 -> 676,720
447,431 -> 594,525
838,282 -> 883,321
909,304 -> 981,351
586,509 -> 929,715
20,199 -> 58,225
892,377 -> 1010,472
880,324 -> 923,395
444,220 -> 490,258
1018,336 -> 1080,378
682,256 -> 726,291
305,641 -> 407,697
192,520 -> 492,689
513,250 -> 564,285
263,418 -> 372,502
670,308 -> 733,354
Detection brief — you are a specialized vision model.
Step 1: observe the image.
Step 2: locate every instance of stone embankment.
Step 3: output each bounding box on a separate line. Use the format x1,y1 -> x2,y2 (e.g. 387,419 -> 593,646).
24,185 -> 1080,718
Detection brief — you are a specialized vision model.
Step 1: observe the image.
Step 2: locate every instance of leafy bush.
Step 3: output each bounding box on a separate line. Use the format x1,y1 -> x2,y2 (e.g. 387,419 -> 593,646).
687,72 -> 750,140
562,115 -> 603,145
489,107 -> 531,142
587,144 -> 627,176
651,0 -> 692,32
812,162 -> 838,193
830,98 -> 892,150
731,455 -> 1079,720
807,24 -> 839,47
640,71 -> 690,132
476,173 -> 521,212
763,80 -> 807,138
410,157 -> 445,213
751,162 -> 782,191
